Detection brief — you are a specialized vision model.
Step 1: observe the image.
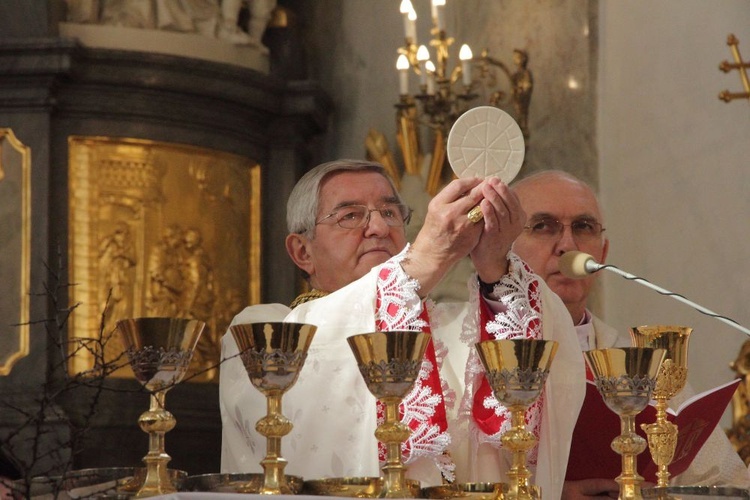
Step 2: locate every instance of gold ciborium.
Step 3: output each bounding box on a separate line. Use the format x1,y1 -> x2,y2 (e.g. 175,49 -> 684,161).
630,326 -> 692,489
585,347 -> 666,500
230,322 -> 317,494
115,317 -> 205,498
347,331 -> 431,499
475,338 -> 559,500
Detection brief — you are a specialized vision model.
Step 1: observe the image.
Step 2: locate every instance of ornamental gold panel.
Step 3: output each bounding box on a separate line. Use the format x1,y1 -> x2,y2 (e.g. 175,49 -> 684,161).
67,136 -> 261,382
0,128 -> 31,375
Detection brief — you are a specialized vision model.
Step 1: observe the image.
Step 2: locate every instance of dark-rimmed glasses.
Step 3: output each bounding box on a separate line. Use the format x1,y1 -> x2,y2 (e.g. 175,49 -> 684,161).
523,216 -> 605,242
315,204 -> 412,229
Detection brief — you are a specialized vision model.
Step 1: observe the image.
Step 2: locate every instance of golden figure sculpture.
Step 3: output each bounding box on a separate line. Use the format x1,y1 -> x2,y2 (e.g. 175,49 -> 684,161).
510,49 -> 533,140
98,221 -> 137,335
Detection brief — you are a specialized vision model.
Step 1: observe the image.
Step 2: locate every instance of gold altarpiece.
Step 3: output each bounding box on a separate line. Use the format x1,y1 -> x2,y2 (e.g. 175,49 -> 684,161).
0,129 -> 31,376
67,136 -> 261,382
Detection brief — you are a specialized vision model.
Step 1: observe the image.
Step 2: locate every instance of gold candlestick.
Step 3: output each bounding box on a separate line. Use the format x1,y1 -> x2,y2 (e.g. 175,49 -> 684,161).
475,338 -> 559,500
230,322 -> 317,494
115,317 -> 205,498
585,347 -> 666,500
347,331 -> 431,499
630,325 -> 691,490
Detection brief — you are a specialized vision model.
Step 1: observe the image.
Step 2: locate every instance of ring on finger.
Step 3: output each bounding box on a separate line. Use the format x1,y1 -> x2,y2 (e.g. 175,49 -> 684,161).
467,205 -> 484,223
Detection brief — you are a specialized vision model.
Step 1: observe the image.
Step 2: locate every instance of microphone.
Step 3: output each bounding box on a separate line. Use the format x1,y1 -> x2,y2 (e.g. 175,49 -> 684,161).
559,251 -> 750,337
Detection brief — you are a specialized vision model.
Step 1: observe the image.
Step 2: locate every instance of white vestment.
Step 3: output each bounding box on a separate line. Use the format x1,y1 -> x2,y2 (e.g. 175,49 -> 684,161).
220,251 -> 585,499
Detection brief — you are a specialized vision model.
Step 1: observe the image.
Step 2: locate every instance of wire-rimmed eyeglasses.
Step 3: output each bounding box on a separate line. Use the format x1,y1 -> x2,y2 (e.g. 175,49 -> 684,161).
315,204 -> 412,229
523,216 -> 605,242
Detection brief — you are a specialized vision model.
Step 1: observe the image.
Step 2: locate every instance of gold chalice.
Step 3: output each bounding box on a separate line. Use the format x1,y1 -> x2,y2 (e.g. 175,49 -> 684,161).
475,338 -> 558,500
115,317 -> 205,498
229,322 -> 317,494
347,331 -> 431,499
585,347 -> 666,500
630,326 -> 691,489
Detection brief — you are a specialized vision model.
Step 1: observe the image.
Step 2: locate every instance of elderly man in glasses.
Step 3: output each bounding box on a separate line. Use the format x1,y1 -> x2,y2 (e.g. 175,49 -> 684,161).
511,170 -> 749,497
220,160 -> 585,497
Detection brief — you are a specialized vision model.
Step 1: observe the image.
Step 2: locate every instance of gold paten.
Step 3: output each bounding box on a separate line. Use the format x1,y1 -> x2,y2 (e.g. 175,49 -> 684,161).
67,136 -> 260,381
230,322 -> 316,495
0,129 -> 31,375
347,331 -> 431,498
475,339 -> 557,500
422,482 -> 506,500
304,477 -> 421,498
630,326 -> 691,489
115,317 -> 206,498
585,347 -> 666,500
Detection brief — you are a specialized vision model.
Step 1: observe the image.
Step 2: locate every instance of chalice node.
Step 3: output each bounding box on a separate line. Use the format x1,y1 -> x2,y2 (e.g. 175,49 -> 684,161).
230,322 -> 317,494
585,347 -> 666,500
115,317 -> 205,498
347,331 -> 431,499
630,325 -> 691,491
475,338 -> 558,500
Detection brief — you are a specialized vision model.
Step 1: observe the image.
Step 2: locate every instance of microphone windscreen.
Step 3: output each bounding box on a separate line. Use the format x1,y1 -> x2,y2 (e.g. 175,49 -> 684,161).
559,251 -> 596,279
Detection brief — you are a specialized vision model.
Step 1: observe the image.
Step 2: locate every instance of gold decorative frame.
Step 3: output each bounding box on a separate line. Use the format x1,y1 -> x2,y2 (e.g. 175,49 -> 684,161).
67,136 -> 261,382
0,129 -> 31,375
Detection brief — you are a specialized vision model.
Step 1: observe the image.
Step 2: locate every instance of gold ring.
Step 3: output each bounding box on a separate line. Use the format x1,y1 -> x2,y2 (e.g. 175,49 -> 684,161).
467,205 -> 484,223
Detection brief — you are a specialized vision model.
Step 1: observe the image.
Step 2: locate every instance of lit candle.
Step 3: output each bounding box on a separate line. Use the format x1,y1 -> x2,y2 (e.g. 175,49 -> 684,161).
400,0 -> 417,44
397,54 -> 410,95
459,44 -> 473,87
425,60 -> 436,95
417,45 -> 430,86
432,0 -> 446,32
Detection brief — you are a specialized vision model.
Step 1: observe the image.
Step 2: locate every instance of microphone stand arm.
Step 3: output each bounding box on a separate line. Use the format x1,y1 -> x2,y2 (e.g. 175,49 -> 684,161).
599,264 -> 750,337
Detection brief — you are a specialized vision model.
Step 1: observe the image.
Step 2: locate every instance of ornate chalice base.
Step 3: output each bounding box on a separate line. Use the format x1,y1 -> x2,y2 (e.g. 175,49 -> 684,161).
230,322 -> 317,495
475,338 -> 559,500
585,347 -> 666,500
630,325 -> 692,489
347,331 -> 431,499
182,473 -> 304,494
116,317 -> 205,498
12,467 -> 187,498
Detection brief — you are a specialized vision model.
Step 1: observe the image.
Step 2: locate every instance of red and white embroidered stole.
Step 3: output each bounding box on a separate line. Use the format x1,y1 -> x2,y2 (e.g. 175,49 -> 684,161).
469,257 -> 544,465
374,265 -> 455,481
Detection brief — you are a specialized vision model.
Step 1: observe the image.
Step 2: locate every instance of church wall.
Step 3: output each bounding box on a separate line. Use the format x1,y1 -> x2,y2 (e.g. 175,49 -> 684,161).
598,0 -> 750,426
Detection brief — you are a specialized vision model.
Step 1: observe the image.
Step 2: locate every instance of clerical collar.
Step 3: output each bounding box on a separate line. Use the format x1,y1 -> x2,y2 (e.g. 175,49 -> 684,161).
576,309 -> 592,326
290,289 -> 329,308
575,309 -> 595,351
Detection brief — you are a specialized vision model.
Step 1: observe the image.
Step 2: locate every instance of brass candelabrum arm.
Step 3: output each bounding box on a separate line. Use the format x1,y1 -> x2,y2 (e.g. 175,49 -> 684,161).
719,34 -> 750,102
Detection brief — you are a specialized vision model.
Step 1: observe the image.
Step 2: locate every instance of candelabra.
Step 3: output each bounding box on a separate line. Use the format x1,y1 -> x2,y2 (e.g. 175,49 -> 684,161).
366,0 -> 532,196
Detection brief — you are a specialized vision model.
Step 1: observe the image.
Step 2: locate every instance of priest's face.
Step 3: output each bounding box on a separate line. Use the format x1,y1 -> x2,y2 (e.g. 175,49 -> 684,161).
288,171 -> 408,293
512,173 -> 609,323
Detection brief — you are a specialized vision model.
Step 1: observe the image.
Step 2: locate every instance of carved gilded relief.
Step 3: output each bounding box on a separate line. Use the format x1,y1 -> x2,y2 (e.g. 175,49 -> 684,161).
0,129 -> 31,375
68,136 -> 260,382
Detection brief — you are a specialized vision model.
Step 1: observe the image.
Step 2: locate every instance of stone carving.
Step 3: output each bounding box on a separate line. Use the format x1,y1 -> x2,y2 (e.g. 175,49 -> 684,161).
65,0 -> 277,46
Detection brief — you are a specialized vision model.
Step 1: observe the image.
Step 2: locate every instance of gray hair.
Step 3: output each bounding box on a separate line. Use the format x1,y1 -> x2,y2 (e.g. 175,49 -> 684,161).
511,169 -> 592,190
286,159 -> 405,236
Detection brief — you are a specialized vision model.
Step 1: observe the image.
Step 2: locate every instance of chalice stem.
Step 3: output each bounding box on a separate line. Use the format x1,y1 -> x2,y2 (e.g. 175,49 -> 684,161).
500,408 -> 538,500
259,393 -> 291,494
137,391 -> 177,498
379,400 -> 410,499
651,402 -> 677,488
616,415 -> 645,500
